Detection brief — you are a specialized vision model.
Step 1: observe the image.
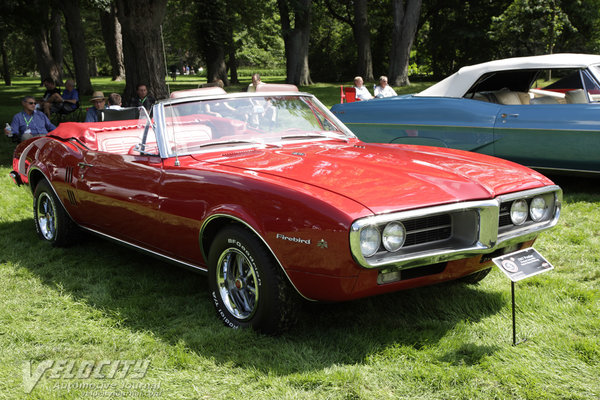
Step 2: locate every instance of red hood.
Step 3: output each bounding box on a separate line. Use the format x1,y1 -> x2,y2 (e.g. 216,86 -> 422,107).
194,141 -> 552,214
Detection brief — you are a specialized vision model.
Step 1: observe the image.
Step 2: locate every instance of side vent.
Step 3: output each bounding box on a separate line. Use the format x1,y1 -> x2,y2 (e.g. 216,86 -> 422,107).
65,167 -> 74,183
66,189 -> 78,206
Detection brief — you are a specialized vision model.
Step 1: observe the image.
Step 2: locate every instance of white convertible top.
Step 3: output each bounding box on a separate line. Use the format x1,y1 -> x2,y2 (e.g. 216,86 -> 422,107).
416,53 -> 600,98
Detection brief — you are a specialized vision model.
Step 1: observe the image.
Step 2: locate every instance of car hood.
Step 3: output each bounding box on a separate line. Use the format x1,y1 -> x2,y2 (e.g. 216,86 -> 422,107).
195,141 -> 552,214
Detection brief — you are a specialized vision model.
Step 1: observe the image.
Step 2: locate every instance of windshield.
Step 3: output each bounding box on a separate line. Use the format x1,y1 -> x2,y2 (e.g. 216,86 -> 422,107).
159,95 -> 354,157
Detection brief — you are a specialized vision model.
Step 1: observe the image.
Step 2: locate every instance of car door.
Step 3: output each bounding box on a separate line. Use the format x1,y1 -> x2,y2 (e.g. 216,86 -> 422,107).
334,97 -> 498,155
493,103 -> 600,173
75,151 -> 165,248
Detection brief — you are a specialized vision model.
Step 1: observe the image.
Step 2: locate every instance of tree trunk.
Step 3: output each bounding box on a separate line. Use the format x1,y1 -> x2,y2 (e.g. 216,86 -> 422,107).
117,0 -> 169,102
32,26 -> 61,84
227,48 -> 239,85
278,0 -> 313,86
195,0 -> 230,86
50,8 -> 64,84
206,49 -> 229,85
100,5 -> 125,81
227,24 -> 239,84
59,0 -> 93,95
0,38 -> 11,86
353,0 -> 373,81
388,0 -> 422,87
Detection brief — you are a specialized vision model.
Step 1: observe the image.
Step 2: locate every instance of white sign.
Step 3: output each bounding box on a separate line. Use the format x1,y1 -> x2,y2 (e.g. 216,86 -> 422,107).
493,247 -> 554,282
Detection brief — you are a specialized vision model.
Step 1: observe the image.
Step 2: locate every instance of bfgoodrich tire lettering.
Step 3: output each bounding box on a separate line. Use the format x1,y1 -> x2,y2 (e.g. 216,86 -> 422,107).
208,225 -> 297,334
33,180 -> 76,246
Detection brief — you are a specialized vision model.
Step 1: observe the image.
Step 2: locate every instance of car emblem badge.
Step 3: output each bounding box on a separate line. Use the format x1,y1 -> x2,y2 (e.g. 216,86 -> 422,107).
317,239 -> 328,249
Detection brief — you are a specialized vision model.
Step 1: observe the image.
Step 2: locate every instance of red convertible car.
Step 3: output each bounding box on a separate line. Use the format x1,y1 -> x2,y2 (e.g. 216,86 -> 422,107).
10,86 -> 562,333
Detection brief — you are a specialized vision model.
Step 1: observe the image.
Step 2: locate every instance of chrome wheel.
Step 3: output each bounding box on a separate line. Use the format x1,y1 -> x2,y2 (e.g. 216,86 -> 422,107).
216,247 -> 259,321
36,192 -> 57,241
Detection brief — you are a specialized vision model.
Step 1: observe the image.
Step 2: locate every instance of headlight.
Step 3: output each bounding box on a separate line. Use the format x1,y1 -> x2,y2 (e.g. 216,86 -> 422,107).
529,196 -> 548,222
360,225 -> 380,257
510,199 -> 528,225
382,222 -> 406,252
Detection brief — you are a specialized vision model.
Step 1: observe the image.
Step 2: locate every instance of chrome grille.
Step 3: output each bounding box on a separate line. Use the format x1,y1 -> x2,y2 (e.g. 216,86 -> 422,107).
404,214 -> 452,247
499,202 -> 512,227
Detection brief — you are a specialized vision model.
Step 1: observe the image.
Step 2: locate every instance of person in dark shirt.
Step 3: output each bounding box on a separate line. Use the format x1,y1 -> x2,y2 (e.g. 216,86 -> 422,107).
40,78 -> 62,117
129,84 -> 156,112
4,96 -> 56,141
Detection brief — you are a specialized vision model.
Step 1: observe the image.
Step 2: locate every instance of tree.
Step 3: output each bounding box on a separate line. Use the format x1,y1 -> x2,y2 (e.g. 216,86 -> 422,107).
278,0 -> 313,85
58,0 -> 93,94
490,0 -> 574,57
388,0 -> 422,86
195,0 -> 231,85
116,0 -> 169,103
417,0 -> 511,78
99,3 -> 125,81
324,0 -> 374,81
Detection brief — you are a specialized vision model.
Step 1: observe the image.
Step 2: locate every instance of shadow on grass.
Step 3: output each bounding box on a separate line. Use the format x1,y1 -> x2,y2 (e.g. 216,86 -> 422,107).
546,174 -> 600,199
1,216 -> 505,375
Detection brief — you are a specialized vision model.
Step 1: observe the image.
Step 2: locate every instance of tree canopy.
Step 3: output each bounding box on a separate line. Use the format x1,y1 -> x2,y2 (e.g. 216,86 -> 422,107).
1,0 -> 600,93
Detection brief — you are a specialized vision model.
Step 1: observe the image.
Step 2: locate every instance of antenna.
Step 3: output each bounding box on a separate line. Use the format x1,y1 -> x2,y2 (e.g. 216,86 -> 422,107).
160,24 -> 170,97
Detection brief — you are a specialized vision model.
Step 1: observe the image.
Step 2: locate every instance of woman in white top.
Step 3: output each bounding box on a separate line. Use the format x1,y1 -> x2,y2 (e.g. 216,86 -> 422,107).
374,76 -> 397,98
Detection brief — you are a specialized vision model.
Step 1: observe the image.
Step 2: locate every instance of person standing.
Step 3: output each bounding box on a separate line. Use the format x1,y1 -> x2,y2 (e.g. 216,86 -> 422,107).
128,84 -> 156,112
353,76 -> 373,100
4,96 -> 56,141
374,76 -> 397,98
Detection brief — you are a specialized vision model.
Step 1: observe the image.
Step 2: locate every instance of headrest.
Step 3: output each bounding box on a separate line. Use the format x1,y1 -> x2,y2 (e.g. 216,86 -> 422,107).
169,87 -> 227,98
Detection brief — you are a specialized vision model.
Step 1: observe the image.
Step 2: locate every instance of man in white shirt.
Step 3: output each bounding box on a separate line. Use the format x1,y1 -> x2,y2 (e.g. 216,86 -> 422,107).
248,73 -> 265,92
374,75 -> 397,98
353,76 -> 373,100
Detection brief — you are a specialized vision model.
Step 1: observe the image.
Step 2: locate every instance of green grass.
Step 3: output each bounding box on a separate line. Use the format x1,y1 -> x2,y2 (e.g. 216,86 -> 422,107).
0,78 -> 599,399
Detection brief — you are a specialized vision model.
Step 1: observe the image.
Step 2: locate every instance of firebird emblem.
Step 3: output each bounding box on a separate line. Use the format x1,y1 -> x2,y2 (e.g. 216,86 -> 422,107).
317,239 -> 328,249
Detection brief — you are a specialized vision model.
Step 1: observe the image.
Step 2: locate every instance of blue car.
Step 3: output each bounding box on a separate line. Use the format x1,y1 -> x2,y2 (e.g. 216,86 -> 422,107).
331,53 -> 600,175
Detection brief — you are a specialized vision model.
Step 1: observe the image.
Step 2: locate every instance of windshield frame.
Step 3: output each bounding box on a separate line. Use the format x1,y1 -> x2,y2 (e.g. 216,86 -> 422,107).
151,92 -> 356,159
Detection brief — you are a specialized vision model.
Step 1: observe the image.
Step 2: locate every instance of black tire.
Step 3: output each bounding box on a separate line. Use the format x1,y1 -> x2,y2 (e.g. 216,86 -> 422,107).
208,225 -> 298,334
459,267 -> 492,284
33,180 -> 76,247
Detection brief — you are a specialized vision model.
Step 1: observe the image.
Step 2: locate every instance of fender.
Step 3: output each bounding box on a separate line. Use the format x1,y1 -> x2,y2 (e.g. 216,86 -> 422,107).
200,213 -> 315,301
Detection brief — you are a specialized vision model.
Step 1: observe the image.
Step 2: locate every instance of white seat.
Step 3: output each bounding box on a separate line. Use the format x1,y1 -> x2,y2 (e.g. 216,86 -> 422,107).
565,89 -> 588,104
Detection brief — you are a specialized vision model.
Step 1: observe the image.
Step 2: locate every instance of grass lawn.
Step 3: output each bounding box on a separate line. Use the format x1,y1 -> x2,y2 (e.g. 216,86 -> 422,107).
0,78 -> 598,399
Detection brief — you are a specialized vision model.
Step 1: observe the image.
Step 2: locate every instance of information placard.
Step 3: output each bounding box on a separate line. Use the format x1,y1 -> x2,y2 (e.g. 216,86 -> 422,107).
492,247 -> 554,282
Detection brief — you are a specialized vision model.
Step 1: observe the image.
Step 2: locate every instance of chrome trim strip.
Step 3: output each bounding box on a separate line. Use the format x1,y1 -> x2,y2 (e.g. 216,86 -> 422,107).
200,214 -> 314,301
350,186 -> 561,269
81,226 -> 208,273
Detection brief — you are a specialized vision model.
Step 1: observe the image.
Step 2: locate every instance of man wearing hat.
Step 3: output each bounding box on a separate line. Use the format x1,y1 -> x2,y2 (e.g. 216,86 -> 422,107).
85,91 -> 107,122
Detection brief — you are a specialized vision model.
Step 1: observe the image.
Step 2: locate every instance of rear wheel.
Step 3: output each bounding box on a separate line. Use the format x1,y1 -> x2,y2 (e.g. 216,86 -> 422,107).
33,180 -> 76,246
208,225 -> 297,334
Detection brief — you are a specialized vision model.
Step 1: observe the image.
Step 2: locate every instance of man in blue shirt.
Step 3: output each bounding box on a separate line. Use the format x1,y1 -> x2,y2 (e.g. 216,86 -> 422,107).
4,96 -> 56,142
85,91 -> 107,122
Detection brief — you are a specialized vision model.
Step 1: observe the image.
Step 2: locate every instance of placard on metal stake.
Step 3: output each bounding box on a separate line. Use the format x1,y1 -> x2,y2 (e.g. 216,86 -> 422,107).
492,247 -> 554,346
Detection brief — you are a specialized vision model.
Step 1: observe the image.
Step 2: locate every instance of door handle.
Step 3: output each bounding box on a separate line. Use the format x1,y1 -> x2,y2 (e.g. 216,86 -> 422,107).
78,162 -> 94,168
501,113 -> 519,118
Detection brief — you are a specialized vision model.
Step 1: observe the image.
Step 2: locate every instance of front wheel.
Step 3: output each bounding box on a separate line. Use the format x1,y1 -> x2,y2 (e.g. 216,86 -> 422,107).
33,180 -> 76,246
208,225 -> 297,334
459,267 -> 491,284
